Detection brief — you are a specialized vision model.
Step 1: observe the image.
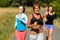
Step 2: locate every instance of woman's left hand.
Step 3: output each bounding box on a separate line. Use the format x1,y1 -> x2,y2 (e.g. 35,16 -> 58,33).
43,25 -> 46,32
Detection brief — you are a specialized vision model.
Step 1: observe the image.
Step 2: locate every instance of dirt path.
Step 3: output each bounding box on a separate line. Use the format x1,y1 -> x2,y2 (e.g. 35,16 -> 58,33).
12,9 -> 60,40
12,27 -> 60,40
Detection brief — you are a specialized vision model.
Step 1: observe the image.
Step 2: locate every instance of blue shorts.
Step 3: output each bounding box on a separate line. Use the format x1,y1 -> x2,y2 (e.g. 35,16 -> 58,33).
45,24 -> 54,30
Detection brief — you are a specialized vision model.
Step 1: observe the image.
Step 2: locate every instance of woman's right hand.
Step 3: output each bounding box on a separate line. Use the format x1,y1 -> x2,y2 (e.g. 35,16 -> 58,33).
43,25 -> 46,32
43,17 -> 47,22
32,22 -> 37,29
33,22 -> 37,26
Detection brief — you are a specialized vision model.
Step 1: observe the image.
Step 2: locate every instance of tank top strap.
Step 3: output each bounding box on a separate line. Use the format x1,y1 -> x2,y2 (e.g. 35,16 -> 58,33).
32,13 -> 34,18
39,13 -> 43,19
32,13 -> 43,20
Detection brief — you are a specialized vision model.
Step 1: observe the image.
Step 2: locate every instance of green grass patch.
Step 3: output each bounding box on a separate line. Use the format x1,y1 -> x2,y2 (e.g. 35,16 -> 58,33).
0,12 -> 16,40
55,18 -> 60,28
0,7 -> 32,40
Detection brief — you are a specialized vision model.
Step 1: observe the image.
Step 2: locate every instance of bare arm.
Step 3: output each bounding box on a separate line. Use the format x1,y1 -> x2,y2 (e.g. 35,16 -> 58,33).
27,15 -> 34,28
41,12 -> 48,31
42,11 -> 48,22
41,11 -> 48,18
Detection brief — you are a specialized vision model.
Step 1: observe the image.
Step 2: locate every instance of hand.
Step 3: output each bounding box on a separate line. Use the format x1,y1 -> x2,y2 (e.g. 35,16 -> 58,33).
36,25 -> 40,28
43,17 -> 47,22
43,25 -> 46,32
53,19 -> 56,23
32,22 -> 37,29
32,25 -> 41,29
33,22 -> 37,26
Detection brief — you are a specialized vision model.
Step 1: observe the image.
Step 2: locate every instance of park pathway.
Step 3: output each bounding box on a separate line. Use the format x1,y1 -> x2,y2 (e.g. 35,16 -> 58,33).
12,9 -> 60,40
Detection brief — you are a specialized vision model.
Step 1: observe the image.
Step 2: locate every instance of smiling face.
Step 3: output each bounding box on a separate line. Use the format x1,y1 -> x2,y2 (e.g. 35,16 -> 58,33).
48,6 -> 53,12
18,6 -> 23,13
33,6 -> 40,14
33,3 -> 40,14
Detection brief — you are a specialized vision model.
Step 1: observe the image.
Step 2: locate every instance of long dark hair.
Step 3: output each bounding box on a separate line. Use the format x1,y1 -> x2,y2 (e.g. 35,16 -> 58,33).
23,6 -> 25,13
47,5 -> 53,13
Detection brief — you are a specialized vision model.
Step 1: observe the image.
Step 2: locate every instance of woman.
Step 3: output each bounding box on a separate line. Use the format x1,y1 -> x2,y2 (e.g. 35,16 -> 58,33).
44,6 -> 57,40
14,6 -> 28,40
27,3 -> 45,40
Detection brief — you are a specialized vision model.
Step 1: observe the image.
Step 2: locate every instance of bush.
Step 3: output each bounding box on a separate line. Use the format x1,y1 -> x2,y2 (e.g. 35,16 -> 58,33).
0,13 -> 16,40
0,0 -> 12,7
49,1 -> 60,18
54,5 -> 60,18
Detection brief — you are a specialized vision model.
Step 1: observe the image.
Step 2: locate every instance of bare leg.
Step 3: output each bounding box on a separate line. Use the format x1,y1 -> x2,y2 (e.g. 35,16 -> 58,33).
48,29 -> 53,40
46,30 -> 49,40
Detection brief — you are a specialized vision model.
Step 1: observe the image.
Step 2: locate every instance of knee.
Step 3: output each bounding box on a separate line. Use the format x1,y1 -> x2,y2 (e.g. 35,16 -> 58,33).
49,34 -> 52,37
46,32 -> 49,37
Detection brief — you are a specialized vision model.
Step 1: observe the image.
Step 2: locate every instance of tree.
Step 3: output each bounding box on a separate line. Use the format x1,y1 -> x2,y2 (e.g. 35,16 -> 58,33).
49,0 -> 60,17
0,0 -> 12,7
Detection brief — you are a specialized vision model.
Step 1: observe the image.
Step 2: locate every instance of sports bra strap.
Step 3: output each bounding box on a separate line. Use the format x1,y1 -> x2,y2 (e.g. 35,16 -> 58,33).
32,13 -> 42,19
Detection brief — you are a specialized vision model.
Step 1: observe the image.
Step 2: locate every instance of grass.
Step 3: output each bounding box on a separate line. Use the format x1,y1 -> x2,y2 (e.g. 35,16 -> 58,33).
0,12 -> 16,40
0,7 -> 32,40
0,7 -> 18,15
0,7 -> 60,40
55,18 -> 60,28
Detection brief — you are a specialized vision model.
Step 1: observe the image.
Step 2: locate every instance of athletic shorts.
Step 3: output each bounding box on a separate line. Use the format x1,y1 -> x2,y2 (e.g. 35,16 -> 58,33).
45,24 -> 54,30
29,33 -> 45,40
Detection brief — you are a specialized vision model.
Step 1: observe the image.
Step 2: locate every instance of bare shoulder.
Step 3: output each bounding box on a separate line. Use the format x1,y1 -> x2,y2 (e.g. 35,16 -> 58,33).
28,14 -> 33,19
